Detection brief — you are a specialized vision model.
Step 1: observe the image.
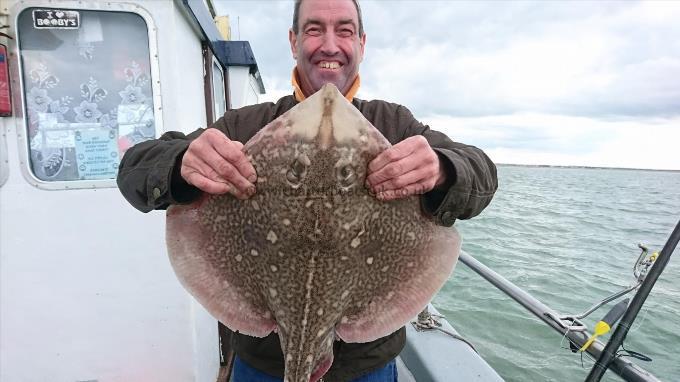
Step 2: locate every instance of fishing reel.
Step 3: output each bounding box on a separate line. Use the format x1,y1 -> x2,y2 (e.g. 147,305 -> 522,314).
634,244 -> 658,282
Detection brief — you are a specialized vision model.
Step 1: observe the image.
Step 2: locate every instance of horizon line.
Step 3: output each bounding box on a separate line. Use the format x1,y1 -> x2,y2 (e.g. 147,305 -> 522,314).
496,163 -> 680,173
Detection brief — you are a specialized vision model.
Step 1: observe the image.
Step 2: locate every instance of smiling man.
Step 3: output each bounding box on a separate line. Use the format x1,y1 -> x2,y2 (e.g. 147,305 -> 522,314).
290,0 -> 365,100
117,0 -> 497,381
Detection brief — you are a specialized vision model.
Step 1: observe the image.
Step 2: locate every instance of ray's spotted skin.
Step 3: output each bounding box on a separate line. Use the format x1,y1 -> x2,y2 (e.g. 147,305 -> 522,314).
166,84 -> 461,382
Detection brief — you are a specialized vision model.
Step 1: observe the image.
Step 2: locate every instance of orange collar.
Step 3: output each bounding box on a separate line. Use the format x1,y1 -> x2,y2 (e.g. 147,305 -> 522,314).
291,67 -> 360,102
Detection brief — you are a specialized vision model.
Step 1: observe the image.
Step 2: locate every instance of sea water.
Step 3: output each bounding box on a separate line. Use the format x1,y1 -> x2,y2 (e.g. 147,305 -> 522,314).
435,165 -> 680,381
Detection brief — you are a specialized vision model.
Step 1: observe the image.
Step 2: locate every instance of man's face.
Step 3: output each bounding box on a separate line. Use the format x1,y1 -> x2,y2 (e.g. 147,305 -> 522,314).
289,0 -> 366,96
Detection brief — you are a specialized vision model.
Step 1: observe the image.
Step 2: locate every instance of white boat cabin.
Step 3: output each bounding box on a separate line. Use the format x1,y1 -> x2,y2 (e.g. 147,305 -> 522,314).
0,1 -> 264,381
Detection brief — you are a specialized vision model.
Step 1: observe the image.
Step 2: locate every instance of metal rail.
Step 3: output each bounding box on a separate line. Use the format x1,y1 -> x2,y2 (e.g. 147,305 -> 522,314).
459,251 -> 659,382
586,218 -> 680,381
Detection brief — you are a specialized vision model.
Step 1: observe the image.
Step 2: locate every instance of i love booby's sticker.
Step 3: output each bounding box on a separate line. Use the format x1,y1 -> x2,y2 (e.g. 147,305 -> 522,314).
32,9 -> 80,29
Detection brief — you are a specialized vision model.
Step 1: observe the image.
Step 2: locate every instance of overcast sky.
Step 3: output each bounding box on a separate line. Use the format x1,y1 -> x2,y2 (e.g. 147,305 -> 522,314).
214,0 -> 680,170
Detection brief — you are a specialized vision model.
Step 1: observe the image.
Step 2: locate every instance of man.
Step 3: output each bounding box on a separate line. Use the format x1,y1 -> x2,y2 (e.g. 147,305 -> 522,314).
117,0 -> 497,381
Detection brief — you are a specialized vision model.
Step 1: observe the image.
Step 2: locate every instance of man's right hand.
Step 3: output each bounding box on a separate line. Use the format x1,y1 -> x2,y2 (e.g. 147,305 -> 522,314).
180,128 -> 257,199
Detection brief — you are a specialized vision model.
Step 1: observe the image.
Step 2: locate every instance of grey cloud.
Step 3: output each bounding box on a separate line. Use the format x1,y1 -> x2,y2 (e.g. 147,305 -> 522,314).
432,118 -> 610,155
215,1 -> 680,120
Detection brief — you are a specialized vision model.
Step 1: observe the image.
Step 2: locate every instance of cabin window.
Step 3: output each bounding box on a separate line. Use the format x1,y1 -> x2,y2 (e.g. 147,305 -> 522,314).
17,9 -> 157,182
246,76 -> 260,106
212,60 -> 226,121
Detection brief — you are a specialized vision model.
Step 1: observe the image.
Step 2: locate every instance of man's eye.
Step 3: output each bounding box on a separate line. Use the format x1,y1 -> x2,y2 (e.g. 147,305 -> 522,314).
338,29 -> 353,37
306,28 -> 321,36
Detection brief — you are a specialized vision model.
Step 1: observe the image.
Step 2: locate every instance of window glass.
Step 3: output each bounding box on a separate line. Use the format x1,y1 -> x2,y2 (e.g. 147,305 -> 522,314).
212,61 -> 226,122
17,9 -> 156,181
246,77 -> 259,106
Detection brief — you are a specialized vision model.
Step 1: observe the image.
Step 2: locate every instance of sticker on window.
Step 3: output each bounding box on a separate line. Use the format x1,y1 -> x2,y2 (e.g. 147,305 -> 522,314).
32,9 -> 80,29
74,127 -> 119,180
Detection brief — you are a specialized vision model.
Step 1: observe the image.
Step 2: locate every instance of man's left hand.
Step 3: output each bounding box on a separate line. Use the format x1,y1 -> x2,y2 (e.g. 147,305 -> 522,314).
365,136 -> 447,201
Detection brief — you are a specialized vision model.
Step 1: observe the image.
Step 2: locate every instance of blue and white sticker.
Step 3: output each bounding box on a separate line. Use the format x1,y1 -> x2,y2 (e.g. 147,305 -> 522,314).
74,128 -> 119,180
32,9 -> 80,29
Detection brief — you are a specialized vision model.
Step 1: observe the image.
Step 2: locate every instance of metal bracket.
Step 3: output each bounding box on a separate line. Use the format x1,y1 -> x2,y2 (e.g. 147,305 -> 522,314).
545,311 -> 588,332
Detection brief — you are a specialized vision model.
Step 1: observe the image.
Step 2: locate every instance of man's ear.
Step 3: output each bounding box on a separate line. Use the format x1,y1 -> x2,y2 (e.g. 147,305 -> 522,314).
289,28 -> 298,59
359,33 -> 366,62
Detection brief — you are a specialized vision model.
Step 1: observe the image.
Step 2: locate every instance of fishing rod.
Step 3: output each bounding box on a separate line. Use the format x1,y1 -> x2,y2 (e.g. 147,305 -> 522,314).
585,217 -> 680,382
459,252 -> 656,381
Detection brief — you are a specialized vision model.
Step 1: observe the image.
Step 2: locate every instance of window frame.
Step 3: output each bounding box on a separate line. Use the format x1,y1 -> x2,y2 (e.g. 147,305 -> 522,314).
211,56 -> 227,122
10,1 -> 163,190
202,44 -> 230,125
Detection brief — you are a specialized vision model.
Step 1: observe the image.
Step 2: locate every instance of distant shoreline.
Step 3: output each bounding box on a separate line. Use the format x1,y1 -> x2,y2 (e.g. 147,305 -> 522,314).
496,163 -> 680,173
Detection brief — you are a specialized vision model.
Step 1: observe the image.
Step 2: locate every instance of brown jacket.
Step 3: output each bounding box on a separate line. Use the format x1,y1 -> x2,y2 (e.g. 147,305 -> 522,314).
116,95 -> 498,381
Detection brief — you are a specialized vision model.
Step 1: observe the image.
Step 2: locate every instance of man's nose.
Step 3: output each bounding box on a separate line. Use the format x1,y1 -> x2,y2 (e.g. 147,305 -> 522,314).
320,33 -> 340,55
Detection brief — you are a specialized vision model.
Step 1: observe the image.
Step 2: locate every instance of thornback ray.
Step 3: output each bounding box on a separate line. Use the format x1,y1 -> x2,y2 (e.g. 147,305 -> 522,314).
166,84 -> 461,382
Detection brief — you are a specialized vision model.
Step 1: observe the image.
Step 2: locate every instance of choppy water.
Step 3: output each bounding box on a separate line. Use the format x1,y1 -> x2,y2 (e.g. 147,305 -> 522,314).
434,165 -> 680,382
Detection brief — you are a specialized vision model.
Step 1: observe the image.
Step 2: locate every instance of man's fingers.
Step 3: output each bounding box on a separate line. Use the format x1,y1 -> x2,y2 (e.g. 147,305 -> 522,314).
376,180 -> 433,201
184,171 -> 231,195
367,143 -> 412,174
370,168 -> 423,193
208,133 -> 257,183
199,149 -> 255,195
186,170 -> 251,199
366,157 -> 420,190
182,156 -> 229,192
182,129 -> 257,196
367,136 -> 433,183
182,153 -> 255,197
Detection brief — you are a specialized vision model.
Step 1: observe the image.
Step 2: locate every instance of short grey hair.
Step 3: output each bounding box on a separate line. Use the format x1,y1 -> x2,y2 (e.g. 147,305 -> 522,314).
292,0 -> 364,37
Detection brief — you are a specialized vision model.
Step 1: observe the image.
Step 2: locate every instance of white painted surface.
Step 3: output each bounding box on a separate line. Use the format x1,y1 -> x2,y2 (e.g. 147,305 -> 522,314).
0,0 -> 262,381
0,121 -> 8,186
228,66 -> 261,109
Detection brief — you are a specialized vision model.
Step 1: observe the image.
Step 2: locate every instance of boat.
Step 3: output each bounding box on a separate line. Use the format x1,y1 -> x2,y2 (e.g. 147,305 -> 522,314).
1,1 -> 265,380
1,1 -> 675,381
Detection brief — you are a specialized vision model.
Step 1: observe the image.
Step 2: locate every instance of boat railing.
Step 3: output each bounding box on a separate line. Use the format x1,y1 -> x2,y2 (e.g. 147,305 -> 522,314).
458,217 -> 679,382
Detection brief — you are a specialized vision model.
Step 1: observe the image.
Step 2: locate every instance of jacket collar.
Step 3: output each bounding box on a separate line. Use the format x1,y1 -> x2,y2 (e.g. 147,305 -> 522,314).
291,67 -> 360,102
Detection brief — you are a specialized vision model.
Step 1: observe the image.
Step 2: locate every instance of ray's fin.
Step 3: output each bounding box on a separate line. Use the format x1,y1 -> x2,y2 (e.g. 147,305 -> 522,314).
336,226 -> 462,343
166,201 -> 277,337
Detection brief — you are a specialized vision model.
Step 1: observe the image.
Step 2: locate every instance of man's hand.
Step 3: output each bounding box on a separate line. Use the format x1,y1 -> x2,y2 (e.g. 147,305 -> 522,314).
365,136 -> 447,201
181,128 -> 257,199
